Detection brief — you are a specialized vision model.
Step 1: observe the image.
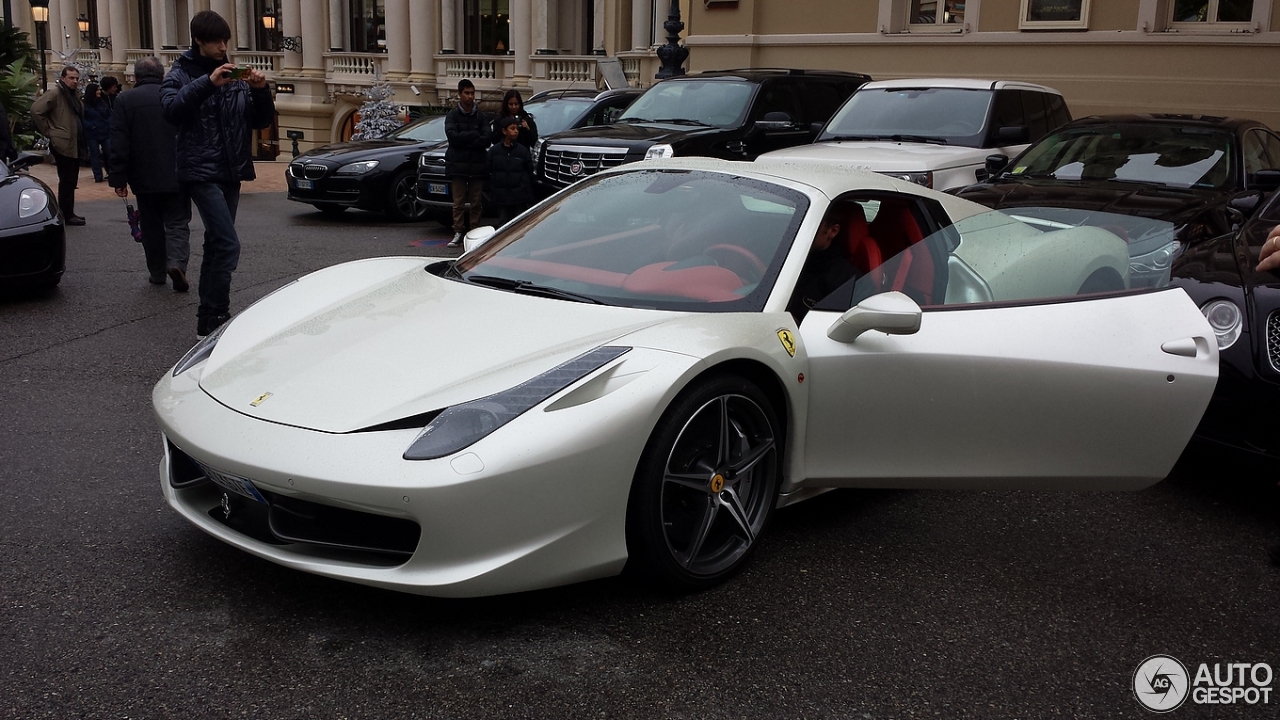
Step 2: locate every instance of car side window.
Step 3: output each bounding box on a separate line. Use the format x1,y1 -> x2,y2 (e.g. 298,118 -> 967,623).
800,81 -> 846,126
1243,130 -> 1269,181
988,90 -> 1024,145
1046,94 -> 1071,131
1260,131 -> 1280,169
1021,91 -> 1051,141
752,82 -> 802,124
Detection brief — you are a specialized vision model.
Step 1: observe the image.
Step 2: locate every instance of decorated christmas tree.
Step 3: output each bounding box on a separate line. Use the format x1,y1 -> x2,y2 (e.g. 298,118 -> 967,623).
352,80 -> 401,140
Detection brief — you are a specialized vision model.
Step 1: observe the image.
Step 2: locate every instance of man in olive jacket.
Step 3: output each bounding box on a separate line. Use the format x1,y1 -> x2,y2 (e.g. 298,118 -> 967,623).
109,56 -> 192,290
31,66 -> 85,225
161,11 -> 274,337
444,79 -> 490,247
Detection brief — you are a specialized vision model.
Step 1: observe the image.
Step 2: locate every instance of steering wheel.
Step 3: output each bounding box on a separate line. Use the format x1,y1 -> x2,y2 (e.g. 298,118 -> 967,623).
704,244 -> 767,284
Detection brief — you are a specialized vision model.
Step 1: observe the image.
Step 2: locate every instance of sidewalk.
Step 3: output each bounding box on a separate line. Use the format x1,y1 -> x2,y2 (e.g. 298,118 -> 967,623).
27,158 -> 291,202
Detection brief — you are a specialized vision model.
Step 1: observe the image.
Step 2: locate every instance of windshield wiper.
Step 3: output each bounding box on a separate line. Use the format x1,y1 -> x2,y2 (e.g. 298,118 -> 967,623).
650,118 -> 713,127
464,274 -> 605,305
823,133 -> 948,145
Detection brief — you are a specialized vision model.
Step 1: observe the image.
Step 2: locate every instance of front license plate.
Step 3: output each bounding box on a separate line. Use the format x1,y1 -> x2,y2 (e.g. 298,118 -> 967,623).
197,462 -> 267,503
426,182 -> 448,196
295,178 -> 313,190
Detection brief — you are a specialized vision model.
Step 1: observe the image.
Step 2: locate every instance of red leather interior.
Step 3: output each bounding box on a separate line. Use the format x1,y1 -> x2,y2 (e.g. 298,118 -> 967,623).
842,203 -> 882,274
621,262 -> 745,302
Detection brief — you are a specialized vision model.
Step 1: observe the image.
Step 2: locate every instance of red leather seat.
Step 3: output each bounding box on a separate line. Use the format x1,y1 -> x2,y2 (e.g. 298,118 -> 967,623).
842,203 -> 882,275
869,202 -> 935,305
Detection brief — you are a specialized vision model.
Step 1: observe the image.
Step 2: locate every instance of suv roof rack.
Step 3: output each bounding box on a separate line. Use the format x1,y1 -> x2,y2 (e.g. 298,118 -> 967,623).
706,68 -> 871,78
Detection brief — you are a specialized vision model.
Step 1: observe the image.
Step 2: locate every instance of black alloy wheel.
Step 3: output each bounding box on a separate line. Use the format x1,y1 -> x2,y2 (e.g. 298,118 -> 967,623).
386,169 -> 428,222
627,374 -> 781,589
311,203 -> 348,215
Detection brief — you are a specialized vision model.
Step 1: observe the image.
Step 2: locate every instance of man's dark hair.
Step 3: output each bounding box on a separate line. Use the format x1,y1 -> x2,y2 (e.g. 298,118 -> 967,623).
497,116 -> 518,131
59,66 -> 77,78
190,10 -> 232,44
100,76 -> 120,91
457,79 -> 475,92
133,57 -> 164,79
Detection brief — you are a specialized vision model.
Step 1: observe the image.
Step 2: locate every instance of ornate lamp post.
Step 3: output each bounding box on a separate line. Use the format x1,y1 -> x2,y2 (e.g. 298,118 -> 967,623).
28,0 -> 49,92
655,0 -> 688,80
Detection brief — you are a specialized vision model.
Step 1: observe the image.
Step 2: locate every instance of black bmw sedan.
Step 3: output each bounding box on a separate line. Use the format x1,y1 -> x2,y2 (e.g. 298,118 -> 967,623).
286,114 -> 447,222
0,153 -> 65,292
954,114 -> 1280,457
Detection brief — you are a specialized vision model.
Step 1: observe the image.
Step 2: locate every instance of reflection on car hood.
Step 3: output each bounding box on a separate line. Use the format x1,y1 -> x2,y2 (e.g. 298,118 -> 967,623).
956,178 -> 1226,225
198,257 -> 667,433
547,122 -> 722,148
760,141 -> 990,171
296,138 -> 446,163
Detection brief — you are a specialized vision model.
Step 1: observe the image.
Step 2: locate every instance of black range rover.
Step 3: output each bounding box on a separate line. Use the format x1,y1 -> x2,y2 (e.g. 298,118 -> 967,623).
533,69 -> 871,192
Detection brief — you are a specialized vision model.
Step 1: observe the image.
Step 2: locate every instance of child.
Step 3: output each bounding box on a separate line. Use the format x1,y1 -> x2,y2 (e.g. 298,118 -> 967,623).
486,116 -> 535,226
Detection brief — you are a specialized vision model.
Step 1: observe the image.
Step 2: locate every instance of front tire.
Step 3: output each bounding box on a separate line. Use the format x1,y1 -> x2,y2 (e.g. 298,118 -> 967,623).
626,374 -> 781,589
385,169 -> 428,222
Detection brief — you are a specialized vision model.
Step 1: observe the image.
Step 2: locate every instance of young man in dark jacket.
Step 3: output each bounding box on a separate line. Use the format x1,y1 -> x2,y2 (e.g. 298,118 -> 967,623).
486,116 -> 534,227
109,56 -> 193,291
444,79 -> 490,247
161,10 -> 275,337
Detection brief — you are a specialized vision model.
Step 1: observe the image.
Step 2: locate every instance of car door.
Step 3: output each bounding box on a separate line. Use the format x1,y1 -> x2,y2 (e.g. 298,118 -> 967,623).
745,81 -> 810,158
797,197 -> 1219,491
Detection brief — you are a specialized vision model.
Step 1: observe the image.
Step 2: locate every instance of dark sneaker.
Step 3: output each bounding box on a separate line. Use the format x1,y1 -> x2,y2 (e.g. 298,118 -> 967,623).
196,313 -> 232,339
149,274 -> 166,285
168,267 -> 190,293
65,215 -> 85,226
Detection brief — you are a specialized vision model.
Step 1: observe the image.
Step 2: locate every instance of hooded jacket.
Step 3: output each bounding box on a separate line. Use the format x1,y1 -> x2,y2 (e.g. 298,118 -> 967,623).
160,48 -> 275,184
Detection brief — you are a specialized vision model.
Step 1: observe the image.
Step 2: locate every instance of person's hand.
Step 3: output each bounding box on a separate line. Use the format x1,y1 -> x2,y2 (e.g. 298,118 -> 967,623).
245,68 -> 268,89
209,63 -> 236,87
1259,225 -> 1280,273
114,186 -> 127,198
520,119 -> 529,129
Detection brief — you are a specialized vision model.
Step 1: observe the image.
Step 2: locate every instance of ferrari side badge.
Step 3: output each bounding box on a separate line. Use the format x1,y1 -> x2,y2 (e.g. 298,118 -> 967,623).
250,392 -> 273,407
777,329 -> 796,358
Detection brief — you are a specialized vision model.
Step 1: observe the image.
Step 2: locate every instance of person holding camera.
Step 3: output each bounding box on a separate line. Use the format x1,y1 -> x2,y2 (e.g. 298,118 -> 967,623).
161,11 -> 275,338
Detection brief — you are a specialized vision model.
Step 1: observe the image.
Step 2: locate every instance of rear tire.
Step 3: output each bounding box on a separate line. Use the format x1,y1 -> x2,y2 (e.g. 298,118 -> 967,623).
626,374 -> 781,590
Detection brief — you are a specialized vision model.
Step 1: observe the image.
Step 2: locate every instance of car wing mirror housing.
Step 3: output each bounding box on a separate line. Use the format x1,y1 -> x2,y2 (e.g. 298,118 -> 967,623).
1254,169 -> 1280,193
985,154 -> 1011,177
754,111 -> 795,132
995,126 -> 1029,145
826,291 -> 923,343
463,226 -> 497,254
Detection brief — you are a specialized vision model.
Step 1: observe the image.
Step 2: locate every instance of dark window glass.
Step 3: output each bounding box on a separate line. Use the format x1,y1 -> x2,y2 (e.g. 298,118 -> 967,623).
1243,131 -> 1269,178
752,82 -> 801,123
1010,124 -> 1234,190
350,0 -> 386,53
989,90 -> 1024,133
1047,94 -> 1071,131
464,0 -> 511,55
800,82 -> 846,125
137,0 -> 153,49
1021,91 -> 1051,140
1260,132 -> 1280,168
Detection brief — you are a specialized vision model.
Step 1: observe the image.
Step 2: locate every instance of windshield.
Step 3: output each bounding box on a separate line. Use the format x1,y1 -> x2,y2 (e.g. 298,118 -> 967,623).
385,116 -> 447,142
1008,125 -> 1234,189
619,80 -> 755,128
454,169 -> 809,311
820,88 -> 993,147
524,98 -> 593,136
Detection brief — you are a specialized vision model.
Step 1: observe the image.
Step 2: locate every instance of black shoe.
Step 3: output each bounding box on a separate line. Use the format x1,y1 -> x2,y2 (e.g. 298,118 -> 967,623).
196,313 -> 232,339
65,215 -> 85,226
149,274 -> 166,285
168,267 -> 190,293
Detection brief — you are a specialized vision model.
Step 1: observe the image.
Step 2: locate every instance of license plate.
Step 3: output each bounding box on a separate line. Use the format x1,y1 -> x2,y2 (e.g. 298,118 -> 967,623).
426,182 -> 448,196
295,178 -> 313,190
197,461 -> 267,503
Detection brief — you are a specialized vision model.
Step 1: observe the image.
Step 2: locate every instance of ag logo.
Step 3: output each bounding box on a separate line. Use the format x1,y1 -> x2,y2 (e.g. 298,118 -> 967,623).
776,329 -> 796,357
1134,655 -> 1190,713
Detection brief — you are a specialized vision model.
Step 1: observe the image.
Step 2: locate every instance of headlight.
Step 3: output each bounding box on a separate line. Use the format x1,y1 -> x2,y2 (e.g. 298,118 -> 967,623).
18,188 -> 48,219
172,322 -> 229,376
336,160 -> 380,175
1200,299 -> 1242,350
1129,241 -> 1183,274
883,171 -> 933,188
404,346 -> 630,460
532,138 -> 545,165
644,144 -> 675,161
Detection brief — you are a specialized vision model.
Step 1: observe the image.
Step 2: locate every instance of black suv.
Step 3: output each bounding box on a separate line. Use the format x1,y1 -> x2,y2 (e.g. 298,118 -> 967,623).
533,69 -> 871,192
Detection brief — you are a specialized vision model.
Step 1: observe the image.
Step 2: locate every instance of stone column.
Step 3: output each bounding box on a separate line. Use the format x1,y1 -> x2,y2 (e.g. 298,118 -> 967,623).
234,0 -> 251,49
631,0 -> 649,50
592,0 -> 605,55
281,0 -> 301,71
328,0 -> 344,50
94,0 -> 111,61
210,0 -> 232,23
55,0 -> 74,57
159,0 -> 178,48
408,0 -> 437,81
440,0 -> 456,53
107,0 -> 128,63
510,0 -> 530,84
300,0 -> 325,76
385,0 -> 409,79
533,0 -> 557,54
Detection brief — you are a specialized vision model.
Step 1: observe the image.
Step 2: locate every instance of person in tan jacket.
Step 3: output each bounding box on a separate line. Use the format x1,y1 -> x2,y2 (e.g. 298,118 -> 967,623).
31,66 -> 86,225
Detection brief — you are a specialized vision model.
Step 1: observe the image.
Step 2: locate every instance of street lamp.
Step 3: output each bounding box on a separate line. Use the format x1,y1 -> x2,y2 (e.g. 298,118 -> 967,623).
77,14 -> 88,40
655,0 -> 688,79
28,0 -> 48,92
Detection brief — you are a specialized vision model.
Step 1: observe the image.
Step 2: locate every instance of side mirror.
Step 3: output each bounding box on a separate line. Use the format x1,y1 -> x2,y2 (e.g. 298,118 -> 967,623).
8,151 -> 42,173
826,291 -> 922,343
995,126 -> 1029,145
462,225 -> 496,253
985,154 -> 1011,177
1255,169 -> 1280,192
1229,192 -> 1261,215
809,121 -> 825,136
754,111 -> 794,132
603,108 -> 623,124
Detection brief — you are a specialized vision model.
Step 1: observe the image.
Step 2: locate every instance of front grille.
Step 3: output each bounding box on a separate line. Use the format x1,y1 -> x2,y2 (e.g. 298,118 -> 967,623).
1268,311 -> 1280,372
289,163 -> 329,180
541,145 -> 629,188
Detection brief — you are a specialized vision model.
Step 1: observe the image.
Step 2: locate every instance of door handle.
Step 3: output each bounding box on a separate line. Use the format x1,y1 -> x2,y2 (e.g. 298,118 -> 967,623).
1161,337 -> 1204,358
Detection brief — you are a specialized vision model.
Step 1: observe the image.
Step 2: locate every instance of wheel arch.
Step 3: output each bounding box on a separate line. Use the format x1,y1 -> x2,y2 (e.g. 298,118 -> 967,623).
693,357 -> 791,458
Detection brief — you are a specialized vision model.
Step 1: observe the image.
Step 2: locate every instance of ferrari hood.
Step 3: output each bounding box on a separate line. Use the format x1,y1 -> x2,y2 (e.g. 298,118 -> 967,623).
197,258 -> 669,433
761,141 -> 990,172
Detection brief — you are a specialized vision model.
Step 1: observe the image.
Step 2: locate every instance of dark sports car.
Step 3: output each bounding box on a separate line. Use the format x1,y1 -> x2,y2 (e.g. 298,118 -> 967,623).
954,114 -> 1280,457
0,152 -> 65,291
285,115 -> 447,222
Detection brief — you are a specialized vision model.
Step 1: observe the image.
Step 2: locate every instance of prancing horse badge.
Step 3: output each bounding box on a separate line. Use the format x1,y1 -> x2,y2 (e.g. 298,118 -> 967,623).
776,329 -> 796,358
250,392 -> 273,407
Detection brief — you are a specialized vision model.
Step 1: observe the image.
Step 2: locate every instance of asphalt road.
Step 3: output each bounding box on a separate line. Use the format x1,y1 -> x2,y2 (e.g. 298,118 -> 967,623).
2,188 -> 1279,719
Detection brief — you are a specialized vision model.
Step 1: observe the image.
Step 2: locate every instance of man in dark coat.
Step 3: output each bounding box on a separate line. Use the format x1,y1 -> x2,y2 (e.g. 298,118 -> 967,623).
161,10 -> 275,337
444,79 -> 490,247
486,116 -> 534,227
109,56 -> 193,290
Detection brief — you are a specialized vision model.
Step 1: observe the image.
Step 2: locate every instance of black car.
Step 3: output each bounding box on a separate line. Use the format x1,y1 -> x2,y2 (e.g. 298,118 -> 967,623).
954,114 -> 1280,456
286,115 -> 447,222
416,87 -> 641,223
0,152 -> 66,291
532,69 -> 871,192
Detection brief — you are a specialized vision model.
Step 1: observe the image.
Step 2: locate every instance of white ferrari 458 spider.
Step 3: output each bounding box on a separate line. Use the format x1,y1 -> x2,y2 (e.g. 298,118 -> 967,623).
154,158 -> 1220,597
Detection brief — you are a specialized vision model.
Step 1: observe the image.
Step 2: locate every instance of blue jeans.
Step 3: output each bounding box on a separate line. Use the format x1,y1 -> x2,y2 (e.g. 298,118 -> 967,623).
87,136 -> 108,181
186,182 -> 241,318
